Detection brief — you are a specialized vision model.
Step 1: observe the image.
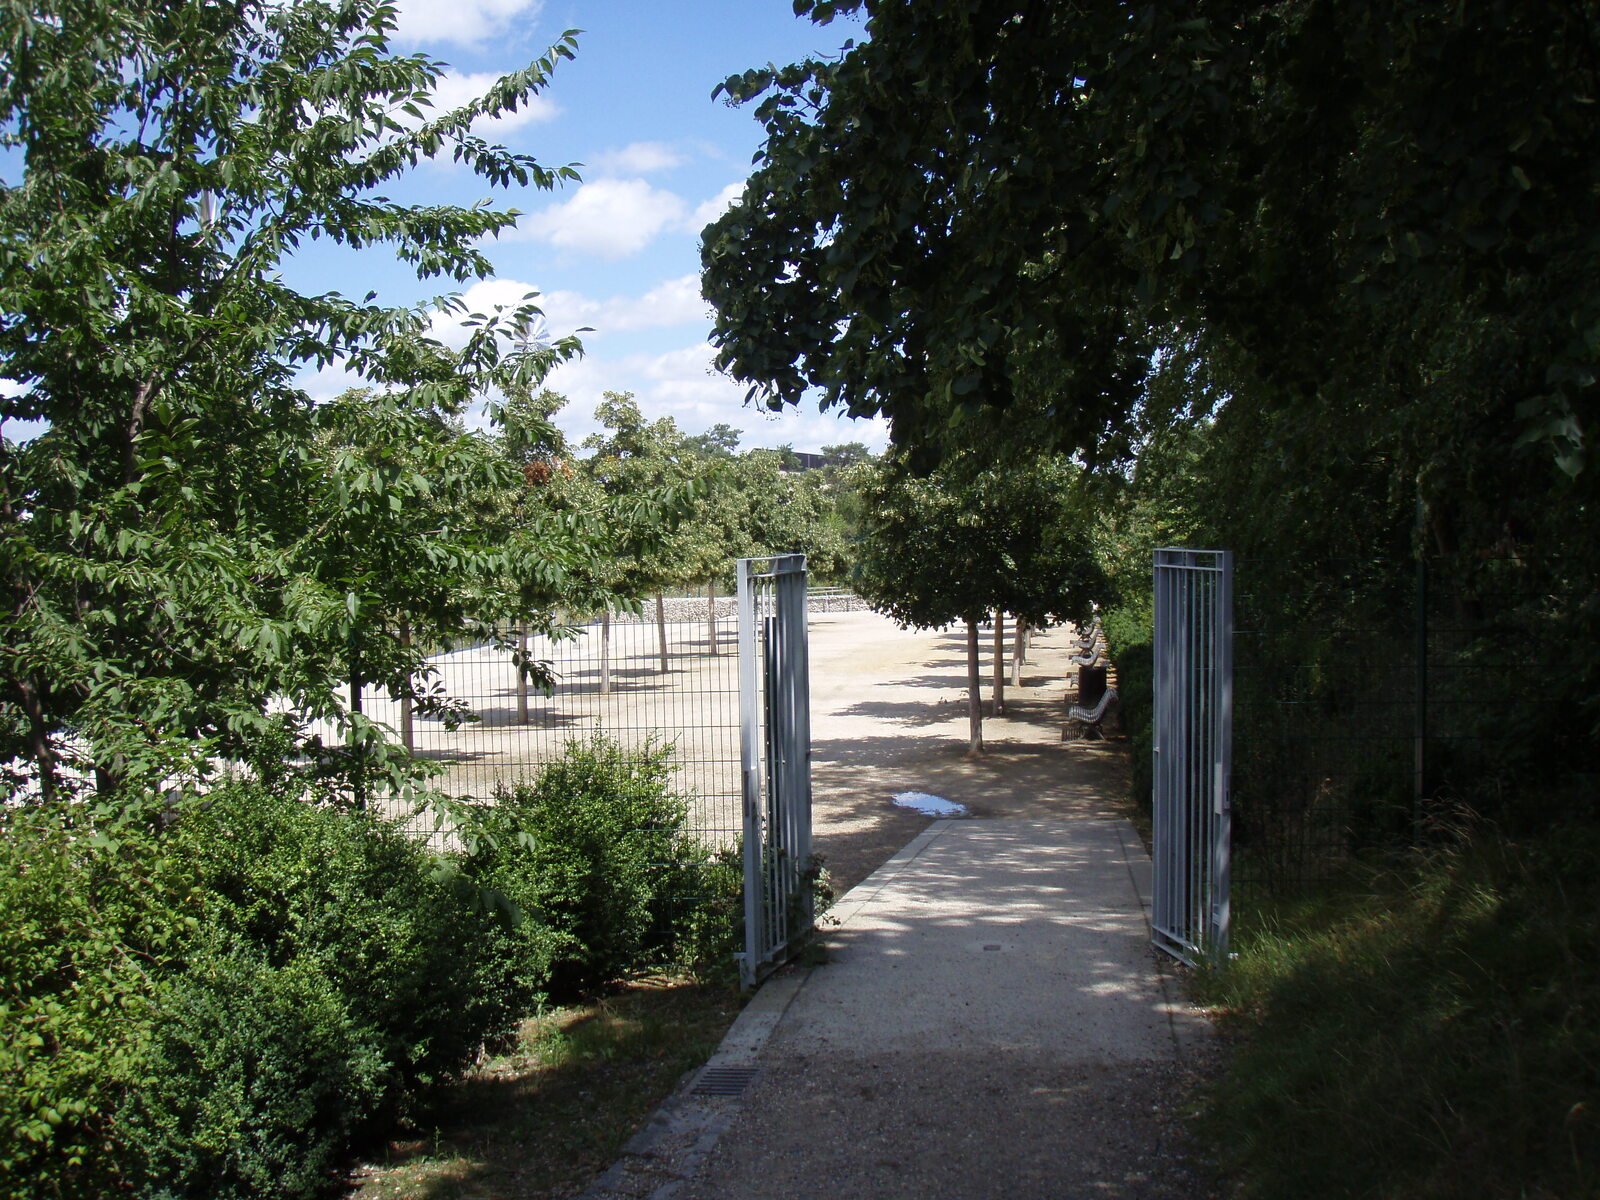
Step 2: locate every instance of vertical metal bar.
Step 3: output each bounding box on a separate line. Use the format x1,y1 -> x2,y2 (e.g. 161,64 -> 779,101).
1153,550 -> 1174,951
737,558 -> 762,990
399,621 -> 414,754
517,624 -> 529,724
1213,551 -> 1234,961
791,559 -> 814,922
1414,541 -> 1428,840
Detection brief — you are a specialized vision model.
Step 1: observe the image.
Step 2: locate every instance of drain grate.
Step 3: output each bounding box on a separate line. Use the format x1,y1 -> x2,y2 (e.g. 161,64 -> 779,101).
692,1066 -> 759,1098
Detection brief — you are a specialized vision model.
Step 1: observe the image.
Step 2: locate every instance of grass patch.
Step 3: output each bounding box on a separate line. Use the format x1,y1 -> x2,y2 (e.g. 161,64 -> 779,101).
345,977 -> 741,1200
1192,820 -> 1600,1200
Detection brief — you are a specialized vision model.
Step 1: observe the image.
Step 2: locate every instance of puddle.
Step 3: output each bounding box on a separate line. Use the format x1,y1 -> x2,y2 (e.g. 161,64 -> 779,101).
891,791 -> 969,817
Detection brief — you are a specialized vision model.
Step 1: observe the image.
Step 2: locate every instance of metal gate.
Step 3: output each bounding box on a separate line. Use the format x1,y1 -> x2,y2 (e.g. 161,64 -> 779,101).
1152,548 -> 1233,965
736,554 -> 813,990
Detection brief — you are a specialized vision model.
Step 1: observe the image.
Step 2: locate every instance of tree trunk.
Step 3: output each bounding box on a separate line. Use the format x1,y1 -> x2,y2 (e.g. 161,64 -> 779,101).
707,578 -> 719,656
516,623 -> 529,724
992,609 -> 1006,715
655,592 -> 670,673
1011,619 -> 1027,687
17,678 -> 58,801
599,610 -> 612,695
965,617 -> 985,757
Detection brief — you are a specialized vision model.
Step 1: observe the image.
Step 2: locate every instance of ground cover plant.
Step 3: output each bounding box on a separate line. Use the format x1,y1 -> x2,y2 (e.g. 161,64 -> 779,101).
1194,818 -> 1600,1200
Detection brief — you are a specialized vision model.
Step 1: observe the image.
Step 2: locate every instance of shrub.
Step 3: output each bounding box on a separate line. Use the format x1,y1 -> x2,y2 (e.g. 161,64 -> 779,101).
118,939 -> 386,1200
0,781 -> 562,1200
163,783 -> 545,1101
472,736 -> 713,996
0,808 -> 190,1200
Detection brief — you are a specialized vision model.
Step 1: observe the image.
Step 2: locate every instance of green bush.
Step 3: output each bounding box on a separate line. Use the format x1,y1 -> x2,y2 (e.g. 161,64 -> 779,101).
473,736 -> 714,996
0,782 -> 561,1200
0,808 -> 191,1200
119,939 -> 385,1200
163,784 -> 541,1098
0,750 -> 747,1200
1101,602 -> 1154,818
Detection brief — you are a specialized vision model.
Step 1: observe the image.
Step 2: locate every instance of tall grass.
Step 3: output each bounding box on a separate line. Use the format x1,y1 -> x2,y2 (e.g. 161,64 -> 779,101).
1192,817 -> 1600,1199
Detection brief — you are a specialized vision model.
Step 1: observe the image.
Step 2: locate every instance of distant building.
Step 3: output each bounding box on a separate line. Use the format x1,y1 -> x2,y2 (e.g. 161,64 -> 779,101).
780,451 -> 827,472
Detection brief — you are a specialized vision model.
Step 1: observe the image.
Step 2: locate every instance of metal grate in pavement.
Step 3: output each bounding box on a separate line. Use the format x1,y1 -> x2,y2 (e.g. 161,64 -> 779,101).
691,1066 -> 759,1098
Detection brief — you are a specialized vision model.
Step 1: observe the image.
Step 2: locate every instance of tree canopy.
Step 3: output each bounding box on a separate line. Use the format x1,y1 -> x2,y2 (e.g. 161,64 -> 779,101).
702,1 -> 1600,532
0,0 -> 587,800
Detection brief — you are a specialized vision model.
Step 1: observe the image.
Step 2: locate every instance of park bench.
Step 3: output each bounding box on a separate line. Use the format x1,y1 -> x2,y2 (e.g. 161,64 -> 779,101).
1065,686 -> 1118,740
1070,643 -> 1104,667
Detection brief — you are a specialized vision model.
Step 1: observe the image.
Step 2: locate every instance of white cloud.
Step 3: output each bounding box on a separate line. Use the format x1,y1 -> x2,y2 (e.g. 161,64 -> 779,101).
297,357 -> 372,405
405,275 -> 704,350
423,70 -> 560,135
422,278 -> 548,349
516,178 -> 688,259
543,275 -> 707,335
589,141 -> 685,176
391,0 -> 543,48
690,182 -> 746,232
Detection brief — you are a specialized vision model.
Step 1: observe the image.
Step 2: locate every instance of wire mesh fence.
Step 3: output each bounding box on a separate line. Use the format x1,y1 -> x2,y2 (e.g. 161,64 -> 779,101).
306,590 -> 871,852
1230,554 -> 1596,893
308,607 -> 740,850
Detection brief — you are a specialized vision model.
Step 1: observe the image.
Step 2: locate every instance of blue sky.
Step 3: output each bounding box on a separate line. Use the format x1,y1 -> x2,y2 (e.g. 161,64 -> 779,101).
297,0 -> 886,454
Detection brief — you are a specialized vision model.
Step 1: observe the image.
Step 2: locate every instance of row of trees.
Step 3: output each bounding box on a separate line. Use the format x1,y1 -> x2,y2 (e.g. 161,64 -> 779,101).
0,0 -> 869,810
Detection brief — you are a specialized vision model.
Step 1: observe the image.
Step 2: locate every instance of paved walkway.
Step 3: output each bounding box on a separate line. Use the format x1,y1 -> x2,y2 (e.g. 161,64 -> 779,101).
585,817 -> 1215,1200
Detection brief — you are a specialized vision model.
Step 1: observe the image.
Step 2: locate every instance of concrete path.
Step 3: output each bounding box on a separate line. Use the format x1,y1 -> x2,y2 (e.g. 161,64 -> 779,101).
584,817 -> 1215,1200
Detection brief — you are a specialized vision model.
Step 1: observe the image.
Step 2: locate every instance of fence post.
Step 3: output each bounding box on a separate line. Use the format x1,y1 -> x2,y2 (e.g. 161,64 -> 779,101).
1414,542 -> 1429,840
517,624 -> 529,724
348,633 -> 365,811
708,578 -> 719,656
398,621 -> 414,754
655,593 -> 670,673
736,559 -> 761,990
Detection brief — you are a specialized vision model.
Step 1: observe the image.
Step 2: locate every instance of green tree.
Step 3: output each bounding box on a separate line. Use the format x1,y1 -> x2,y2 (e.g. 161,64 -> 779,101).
578,393 -> 705,682
702,0 -> 1600,552
0,0 -> 585,801
684,423 -> 743,458
854,452 -> 1103,755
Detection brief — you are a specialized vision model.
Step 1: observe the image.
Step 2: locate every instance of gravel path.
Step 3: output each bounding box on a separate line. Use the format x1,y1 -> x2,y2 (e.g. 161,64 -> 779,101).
580,614 -> 1220,1200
